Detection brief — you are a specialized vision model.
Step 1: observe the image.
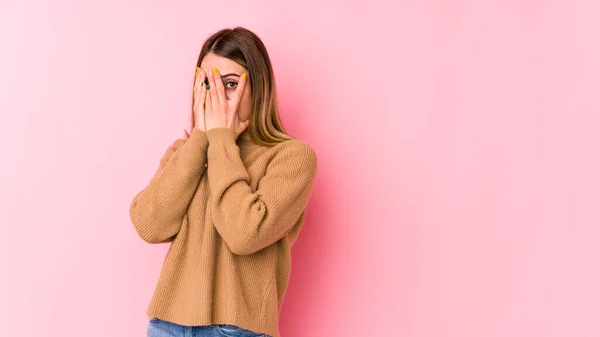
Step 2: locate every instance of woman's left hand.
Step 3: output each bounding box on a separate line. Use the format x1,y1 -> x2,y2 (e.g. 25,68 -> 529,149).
205,68 -> 250,137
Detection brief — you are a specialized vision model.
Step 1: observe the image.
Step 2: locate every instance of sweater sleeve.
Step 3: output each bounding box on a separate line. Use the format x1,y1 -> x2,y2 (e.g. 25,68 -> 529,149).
129,128 -> 208,243
205,128 -> 318,255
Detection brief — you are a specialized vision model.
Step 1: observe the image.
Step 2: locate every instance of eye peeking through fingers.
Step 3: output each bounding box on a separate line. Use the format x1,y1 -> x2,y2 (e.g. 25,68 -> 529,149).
202,79 -> 236,90
225,80 -> 238,90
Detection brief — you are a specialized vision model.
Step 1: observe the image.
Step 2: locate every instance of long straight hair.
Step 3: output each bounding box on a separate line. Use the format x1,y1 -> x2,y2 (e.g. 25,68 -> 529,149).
185,27 -> 292,146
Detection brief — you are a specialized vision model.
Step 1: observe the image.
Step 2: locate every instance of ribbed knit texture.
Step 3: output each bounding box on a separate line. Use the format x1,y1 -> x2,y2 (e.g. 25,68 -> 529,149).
129,127 -> 318,337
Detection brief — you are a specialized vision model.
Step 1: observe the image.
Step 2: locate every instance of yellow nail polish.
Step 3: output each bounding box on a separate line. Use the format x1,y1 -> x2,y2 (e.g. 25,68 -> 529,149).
196,67 -> 200,74
212,68 -> 218,74
241,73 -> 247,79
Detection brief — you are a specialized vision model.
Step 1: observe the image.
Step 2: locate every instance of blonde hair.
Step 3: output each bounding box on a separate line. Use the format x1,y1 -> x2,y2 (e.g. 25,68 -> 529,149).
185,27 -> 292,146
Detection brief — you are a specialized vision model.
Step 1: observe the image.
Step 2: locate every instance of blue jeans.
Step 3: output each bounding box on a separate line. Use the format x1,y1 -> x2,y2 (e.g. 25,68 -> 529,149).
147,318 -> 269,337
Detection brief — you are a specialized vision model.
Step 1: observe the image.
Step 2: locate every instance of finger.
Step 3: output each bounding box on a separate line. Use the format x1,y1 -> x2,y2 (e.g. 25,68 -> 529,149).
194,68 -> 206,109
192,68 -> 201,129
235,72 -> 248,103
207,68 -> 218,107
205,88 -> 212,113
211,68 -> 227,106
199,70 -> 208,130
198,69 -> 207,108
193,67 -> 200,105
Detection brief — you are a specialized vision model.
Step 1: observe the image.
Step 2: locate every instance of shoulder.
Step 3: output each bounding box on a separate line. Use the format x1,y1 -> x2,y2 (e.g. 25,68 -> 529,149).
269,138 -> 318,172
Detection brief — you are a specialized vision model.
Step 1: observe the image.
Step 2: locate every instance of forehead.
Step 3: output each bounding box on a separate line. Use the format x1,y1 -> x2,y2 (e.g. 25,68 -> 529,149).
200,52 -> 245,74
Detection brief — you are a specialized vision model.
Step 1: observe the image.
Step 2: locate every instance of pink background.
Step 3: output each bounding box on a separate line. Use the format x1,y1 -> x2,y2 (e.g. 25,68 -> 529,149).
1,0 -> 599,336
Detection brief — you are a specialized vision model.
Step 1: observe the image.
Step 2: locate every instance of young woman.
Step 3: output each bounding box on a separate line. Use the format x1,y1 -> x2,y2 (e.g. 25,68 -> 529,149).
129,27 -> 318,337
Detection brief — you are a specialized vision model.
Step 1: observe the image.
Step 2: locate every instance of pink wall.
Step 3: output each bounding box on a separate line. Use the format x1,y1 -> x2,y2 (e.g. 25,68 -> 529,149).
1,0 -> 599,336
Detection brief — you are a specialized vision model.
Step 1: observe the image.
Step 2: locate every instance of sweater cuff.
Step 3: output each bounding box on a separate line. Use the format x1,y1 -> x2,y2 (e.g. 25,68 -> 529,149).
206,127 -> 249,193
206,127 -> 237,145
189,127 -> 209,146
185,127 -> 208,151
179,127 -> 209,167
206,127 -> 242,165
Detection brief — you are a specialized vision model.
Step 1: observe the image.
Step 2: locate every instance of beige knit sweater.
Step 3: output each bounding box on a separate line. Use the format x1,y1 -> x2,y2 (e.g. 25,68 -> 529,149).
129,127 -> 317,337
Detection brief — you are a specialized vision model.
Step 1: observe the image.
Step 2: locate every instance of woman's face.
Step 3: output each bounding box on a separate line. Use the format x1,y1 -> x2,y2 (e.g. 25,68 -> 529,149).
199,52 -> 252,122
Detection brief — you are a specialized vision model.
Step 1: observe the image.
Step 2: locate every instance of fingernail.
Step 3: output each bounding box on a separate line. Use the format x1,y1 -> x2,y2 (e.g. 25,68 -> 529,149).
200,82 -> 204,87
196,67 -> 200,74
212,68 -> 218,74
241,73 -> 247,79
206,84 -> 210,90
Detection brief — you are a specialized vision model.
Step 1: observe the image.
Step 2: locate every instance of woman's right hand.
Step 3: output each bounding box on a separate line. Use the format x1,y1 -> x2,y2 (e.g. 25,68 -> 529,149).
193,67 -> 208,132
